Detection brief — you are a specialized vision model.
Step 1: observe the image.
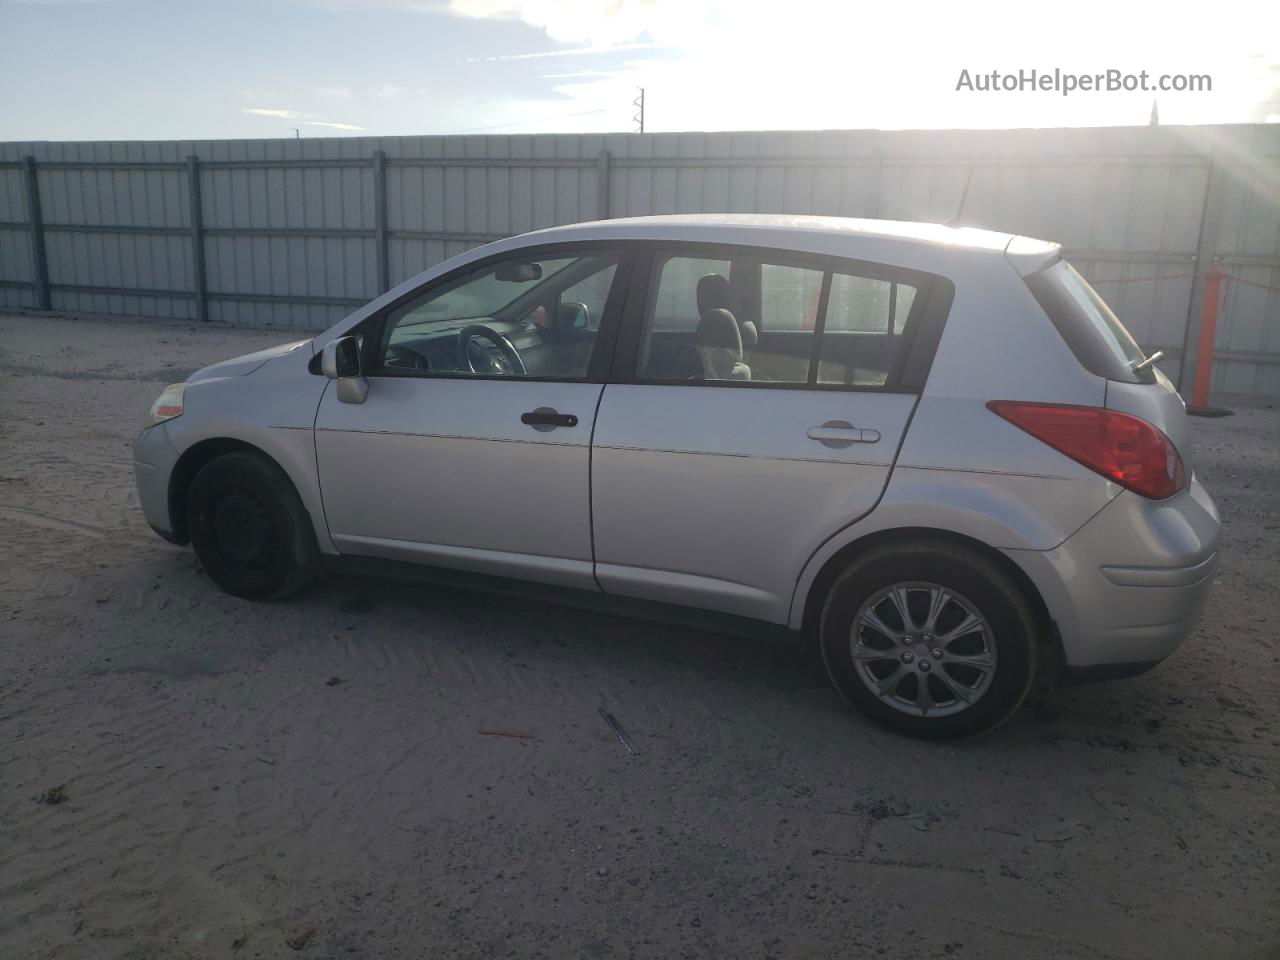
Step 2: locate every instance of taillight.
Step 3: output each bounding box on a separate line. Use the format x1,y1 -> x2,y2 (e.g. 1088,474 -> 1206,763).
987,401 -> 1186,499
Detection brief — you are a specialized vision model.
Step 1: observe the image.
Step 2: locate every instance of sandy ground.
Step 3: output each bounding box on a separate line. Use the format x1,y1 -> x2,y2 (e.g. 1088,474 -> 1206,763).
0,311 -> 1276,960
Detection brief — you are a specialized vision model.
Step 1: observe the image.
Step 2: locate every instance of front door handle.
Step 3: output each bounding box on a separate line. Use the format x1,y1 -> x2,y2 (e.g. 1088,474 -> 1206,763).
521,407 -> 579,431
806,420 -> 881,448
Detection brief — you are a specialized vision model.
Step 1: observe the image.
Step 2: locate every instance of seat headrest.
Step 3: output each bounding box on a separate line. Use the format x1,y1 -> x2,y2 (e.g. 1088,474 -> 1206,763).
696,308 -> 743,359
696,274 -> 735,315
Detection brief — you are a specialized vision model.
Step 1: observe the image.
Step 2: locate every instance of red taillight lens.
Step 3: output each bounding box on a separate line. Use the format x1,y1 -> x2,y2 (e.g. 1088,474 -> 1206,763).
987,401 -> 1186,499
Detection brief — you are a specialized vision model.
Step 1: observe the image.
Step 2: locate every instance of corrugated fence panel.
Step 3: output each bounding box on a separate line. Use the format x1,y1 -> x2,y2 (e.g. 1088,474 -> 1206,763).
1210,144 -> 1280,396
1,124 -> 1277,395
0,162 -> 32,310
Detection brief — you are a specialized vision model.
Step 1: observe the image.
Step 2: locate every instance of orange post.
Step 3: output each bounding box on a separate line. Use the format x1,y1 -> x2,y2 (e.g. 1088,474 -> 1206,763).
1191,267 -> 1223,409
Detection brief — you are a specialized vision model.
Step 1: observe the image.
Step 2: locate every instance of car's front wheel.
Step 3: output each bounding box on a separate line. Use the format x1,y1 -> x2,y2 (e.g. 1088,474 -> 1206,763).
186,450 -> 318,600
819,540 -> 1039,739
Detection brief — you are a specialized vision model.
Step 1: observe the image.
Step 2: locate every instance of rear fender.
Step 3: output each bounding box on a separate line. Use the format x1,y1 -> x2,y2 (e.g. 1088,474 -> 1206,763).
786,466 -> 1118,630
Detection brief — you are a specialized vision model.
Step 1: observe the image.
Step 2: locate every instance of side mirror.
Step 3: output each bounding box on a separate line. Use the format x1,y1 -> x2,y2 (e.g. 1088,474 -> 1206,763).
557,301 -> 590,330
321,337 -> 368,404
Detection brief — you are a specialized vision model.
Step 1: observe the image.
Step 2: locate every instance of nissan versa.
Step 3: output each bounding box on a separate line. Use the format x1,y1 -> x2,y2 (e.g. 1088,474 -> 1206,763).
133,215 -> 1220,738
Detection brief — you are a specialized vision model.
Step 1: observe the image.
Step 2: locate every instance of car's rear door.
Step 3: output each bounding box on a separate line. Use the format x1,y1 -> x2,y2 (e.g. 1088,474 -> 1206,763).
590,243 -> 953,623
314,244 -> 629,591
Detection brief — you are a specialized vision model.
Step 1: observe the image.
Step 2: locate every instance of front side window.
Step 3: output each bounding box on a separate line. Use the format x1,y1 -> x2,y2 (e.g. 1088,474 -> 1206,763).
636,246 -> 925,389
379,248 -> 621,380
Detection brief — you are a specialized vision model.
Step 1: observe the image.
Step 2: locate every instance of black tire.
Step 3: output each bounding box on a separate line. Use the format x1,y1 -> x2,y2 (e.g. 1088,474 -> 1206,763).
819,539 -> 1039,739
186,450 -> 318,600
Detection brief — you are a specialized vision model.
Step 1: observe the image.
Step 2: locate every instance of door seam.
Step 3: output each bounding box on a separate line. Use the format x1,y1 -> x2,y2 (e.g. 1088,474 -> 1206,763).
588,383 -> 608,593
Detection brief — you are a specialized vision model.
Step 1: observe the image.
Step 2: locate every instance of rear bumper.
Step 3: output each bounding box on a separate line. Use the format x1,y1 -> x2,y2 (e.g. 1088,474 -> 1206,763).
133,423 -> 182,541
1006,475 -> 1220,670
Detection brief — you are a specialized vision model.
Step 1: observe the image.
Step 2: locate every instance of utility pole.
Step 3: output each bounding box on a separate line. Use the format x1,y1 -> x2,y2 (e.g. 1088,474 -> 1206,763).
633,87 -> 645,133
290,127 -> 301,138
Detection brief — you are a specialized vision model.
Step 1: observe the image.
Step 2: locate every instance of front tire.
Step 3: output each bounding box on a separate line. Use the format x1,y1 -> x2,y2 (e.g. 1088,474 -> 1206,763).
186,450 -> 318,600
819,540 -> 1039,739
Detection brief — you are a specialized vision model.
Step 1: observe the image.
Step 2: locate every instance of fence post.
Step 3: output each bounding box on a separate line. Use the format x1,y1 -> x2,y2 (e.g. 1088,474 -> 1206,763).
22,156 -> 50,311
373,149 -> 389,294
1177,154 -> 1223,395
186,155 -> 208,323
597,150 -> 612,219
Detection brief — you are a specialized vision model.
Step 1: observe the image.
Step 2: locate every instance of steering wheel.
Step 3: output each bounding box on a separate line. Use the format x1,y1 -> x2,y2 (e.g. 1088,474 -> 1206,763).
457,324 -> 527,376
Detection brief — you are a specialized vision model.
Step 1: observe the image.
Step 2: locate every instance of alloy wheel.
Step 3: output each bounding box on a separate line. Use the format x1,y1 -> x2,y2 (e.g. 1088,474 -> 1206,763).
850,581 -> 997,718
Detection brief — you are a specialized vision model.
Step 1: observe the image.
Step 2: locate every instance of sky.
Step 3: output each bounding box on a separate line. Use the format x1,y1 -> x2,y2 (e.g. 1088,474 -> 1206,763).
1,0 -> 1278,141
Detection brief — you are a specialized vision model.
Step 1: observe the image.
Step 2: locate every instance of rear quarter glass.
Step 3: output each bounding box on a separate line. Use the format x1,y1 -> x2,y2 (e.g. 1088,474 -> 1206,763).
1024,261 -> 1153,384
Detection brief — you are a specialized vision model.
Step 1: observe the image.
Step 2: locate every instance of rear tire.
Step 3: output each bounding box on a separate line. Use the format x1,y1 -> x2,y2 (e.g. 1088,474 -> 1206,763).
819,539 -> 1038,739
186,450 -> 318,600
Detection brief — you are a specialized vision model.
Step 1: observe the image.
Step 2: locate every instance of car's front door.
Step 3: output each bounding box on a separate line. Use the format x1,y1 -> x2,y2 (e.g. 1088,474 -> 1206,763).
590,243 -> 951,622
314,245 -> 628,590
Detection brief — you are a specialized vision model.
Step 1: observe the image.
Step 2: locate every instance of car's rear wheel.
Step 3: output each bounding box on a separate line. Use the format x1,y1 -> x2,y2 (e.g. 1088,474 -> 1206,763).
819,540 -> 1038,739
186,450 -> 318,600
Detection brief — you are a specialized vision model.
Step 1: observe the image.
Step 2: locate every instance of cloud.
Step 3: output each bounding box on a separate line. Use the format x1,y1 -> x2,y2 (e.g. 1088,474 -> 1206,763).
539,69 -> 623,80
464,41 -> 663,63
315,86 -> 354,99
243,108 -> 302,119
242,108 -> 365,131
447,0 -> 705,45
370,84 -> 405,99
305,120 -> 367,130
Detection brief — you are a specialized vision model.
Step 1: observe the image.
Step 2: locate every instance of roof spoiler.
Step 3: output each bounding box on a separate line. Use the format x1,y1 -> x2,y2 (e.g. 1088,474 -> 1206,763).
1004,235 -> 1062,278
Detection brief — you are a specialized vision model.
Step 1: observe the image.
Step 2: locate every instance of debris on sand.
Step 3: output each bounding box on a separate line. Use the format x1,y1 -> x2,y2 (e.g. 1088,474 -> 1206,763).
599,708 -> 638,755
286,927 -> 316,950
478,729 -> 533,740
35,784 -> 68,805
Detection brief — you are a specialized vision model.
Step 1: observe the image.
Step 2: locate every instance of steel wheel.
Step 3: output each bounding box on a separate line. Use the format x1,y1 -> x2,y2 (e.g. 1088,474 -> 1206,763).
851,581 -> 997,718
186,450 -> 318,600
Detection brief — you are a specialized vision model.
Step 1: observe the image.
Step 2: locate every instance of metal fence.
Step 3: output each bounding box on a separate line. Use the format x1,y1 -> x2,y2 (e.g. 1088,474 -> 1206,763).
2,124 -> 1277,396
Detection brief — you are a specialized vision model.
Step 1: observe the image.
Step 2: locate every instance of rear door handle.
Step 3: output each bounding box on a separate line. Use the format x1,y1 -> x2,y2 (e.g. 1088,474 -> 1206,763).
521,407 -> 578,430
806,420 -> 880,448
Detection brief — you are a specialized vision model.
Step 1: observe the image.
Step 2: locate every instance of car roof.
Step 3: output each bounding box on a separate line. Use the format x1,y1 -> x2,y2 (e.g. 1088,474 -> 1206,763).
329,214 -> 1063,339
509,214 -> 1060,275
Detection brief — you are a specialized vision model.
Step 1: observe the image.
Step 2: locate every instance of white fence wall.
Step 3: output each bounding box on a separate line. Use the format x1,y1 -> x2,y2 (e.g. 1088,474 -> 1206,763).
2,125 -> 1277,396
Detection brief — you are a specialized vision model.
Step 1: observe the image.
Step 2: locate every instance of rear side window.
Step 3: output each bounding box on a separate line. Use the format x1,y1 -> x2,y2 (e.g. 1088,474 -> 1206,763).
633,246 -> 947,390
825,274 -> 916,334
1025,261 -> 1153,383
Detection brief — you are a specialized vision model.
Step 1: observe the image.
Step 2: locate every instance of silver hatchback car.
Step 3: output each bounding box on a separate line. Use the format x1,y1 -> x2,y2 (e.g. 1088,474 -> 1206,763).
134,215 -> 1220,738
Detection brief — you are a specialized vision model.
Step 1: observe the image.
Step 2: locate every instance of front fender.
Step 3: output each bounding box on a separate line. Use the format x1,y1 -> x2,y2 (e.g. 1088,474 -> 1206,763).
165,354 -> 334,554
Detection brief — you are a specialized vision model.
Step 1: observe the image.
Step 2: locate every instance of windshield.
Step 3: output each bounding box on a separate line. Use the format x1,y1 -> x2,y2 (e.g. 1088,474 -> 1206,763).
394,257 -> 576,330
1025,260 -> 1153,383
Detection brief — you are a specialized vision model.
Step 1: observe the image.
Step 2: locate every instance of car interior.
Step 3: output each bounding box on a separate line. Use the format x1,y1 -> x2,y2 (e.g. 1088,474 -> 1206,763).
377,252 -> 618,379
367,247 -> 919,388
639,254 -> 918,387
